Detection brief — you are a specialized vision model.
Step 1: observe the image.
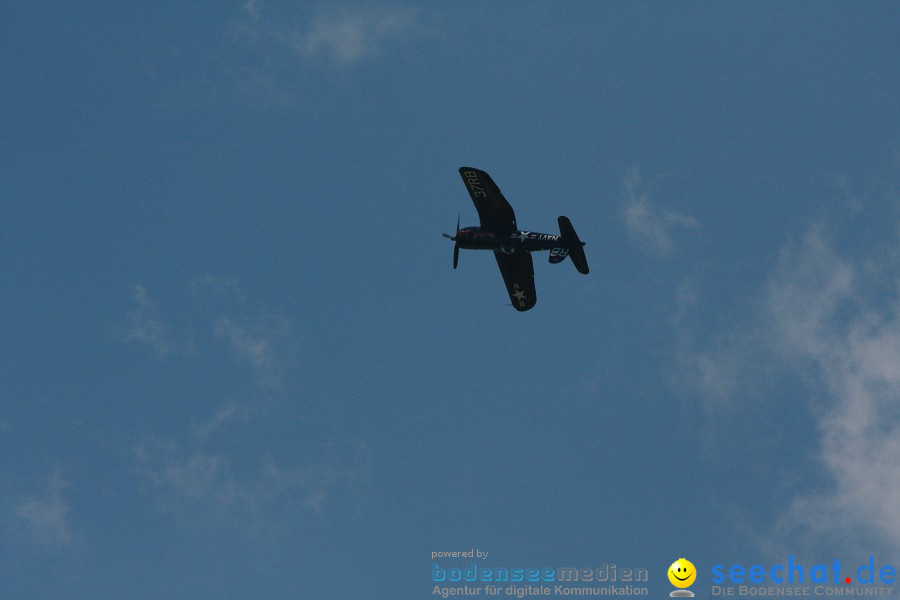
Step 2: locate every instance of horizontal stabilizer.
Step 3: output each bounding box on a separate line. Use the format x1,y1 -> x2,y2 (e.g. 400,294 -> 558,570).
557,216 -> 589,274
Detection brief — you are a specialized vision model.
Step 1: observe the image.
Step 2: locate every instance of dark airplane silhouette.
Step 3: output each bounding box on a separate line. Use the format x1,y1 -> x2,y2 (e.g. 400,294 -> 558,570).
444,167 -> 589,311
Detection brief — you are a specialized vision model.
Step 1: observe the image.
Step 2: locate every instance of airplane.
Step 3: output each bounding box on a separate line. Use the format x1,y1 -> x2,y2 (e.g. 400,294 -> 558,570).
444,167 -> 589,311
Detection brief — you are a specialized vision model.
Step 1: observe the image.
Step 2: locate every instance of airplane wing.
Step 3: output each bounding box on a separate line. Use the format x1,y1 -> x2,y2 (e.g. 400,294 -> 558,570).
494,251 -> 536,311
459,167 -> 517,233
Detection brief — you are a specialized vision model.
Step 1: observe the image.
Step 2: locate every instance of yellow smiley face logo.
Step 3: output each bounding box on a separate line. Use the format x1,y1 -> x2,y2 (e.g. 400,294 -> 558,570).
668,558 -> 696,588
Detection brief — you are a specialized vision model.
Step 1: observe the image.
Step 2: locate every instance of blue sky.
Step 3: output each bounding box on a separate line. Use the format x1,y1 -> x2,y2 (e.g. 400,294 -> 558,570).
2,2 -> 899,598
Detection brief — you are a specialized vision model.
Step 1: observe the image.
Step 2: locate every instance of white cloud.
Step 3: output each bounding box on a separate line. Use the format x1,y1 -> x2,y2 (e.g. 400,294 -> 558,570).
243,0 -> 261,23
622,166 -> 699,255
678,216 -> 900,556
836,174 -> 865,212
120,285 -> 171,356
233,3 -> 421,67
214,313 -> 296,390
192,400 -> 241,445
117,283 -> 295,391
120,282 -> 368,530
140,446 -> 230,501
762,226 -> 900,554
118,285 -> 197,357
217,3 -> 425,106
15,469 -> 72,548
300,6 -> 419,66
255,446 -> 371,515
134,436 -> 371,527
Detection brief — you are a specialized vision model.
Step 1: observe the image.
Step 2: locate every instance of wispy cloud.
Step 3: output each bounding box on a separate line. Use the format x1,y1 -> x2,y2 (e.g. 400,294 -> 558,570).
231,2 -> 422,68
622,166 -> 699,255
192,400 -> 241,445
134,434 -> 371,528
120,285 -> 172,356
677,212 -> 900,555
15,469 -> 73,548
298,5 -> 420,66
762,225 -> 900,555
672,281 -> 756,412
118,283 -> 296,391
135,442 -> 231,503
214,313 -> 296,390
222,3 -> 423,105
121,281 -> 368,530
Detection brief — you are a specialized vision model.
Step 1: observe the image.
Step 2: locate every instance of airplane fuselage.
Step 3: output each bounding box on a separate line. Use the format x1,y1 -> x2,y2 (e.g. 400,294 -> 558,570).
454,227 -> 563,254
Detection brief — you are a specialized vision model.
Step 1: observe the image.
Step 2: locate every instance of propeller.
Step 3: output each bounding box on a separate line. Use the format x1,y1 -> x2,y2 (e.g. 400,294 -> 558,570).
442,214 -> 460,269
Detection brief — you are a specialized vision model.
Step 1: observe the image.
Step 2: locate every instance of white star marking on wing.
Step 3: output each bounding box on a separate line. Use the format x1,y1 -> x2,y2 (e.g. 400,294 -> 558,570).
515,231 -> 529,242
513,287 -> 527,303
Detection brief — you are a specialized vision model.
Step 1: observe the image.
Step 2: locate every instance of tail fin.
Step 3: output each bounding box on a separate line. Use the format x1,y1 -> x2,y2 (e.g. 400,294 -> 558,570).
557,216 -> 589,274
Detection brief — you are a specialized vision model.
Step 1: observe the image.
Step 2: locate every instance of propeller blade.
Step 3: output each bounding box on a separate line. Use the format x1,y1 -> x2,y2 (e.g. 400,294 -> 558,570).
453,243 -> 459,269
442,232 -> 456,240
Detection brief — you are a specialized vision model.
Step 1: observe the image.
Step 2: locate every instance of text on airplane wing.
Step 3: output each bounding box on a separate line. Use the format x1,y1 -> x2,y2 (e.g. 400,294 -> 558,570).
458,167 -> 517,233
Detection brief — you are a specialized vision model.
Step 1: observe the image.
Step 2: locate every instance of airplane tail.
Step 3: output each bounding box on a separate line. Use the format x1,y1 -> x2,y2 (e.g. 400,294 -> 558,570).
555,216 -> 589,274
